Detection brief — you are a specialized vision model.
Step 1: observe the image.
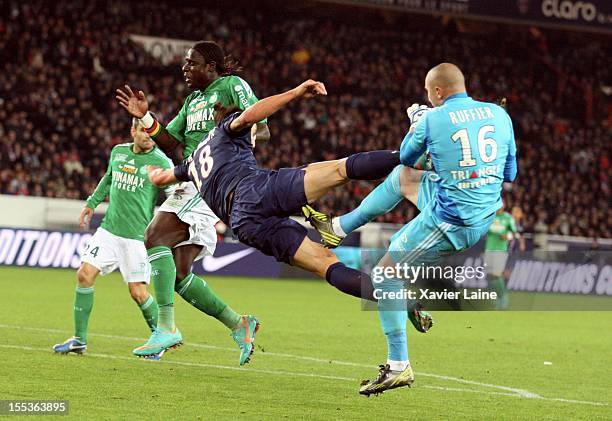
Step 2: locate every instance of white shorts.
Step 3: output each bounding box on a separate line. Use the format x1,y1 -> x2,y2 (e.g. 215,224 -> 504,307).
157,181 -> 219,260
483,251 -> 509,277
81,228 -> 150,283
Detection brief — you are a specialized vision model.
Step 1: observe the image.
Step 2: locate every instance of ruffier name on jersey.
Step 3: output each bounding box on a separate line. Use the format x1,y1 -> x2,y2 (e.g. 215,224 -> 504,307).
449,107 -> 494,125
186,108 -> 214,131
112,170 -> 145,192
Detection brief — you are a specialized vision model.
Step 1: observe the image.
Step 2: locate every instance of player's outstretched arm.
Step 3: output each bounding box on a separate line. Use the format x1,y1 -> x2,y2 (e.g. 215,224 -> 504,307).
115,85 -> 181,153
399,103 -> 429,166
147,166 -> 178,188
230,80 -> 327,133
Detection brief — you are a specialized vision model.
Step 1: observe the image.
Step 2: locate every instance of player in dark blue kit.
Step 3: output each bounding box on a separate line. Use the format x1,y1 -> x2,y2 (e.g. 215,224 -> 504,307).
147,80 -> 432,351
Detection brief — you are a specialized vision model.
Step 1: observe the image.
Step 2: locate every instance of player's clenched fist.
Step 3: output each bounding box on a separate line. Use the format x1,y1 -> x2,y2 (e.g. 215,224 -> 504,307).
116,85 -> 149,118
147,165 -> 176,187
292,79 -> 328,99
407,103 -> 429,125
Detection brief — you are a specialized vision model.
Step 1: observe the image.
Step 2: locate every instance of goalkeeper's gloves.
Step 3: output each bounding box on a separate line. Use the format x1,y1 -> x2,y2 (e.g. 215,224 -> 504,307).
406,103 -> 429,125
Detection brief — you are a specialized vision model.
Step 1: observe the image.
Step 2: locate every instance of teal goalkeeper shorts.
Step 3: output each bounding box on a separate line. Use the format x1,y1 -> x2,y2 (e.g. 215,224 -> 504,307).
388,171 -> 494,265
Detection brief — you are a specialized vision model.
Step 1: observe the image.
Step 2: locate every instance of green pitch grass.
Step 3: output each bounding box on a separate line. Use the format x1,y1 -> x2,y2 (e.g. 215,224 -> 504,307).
1,267 -> 610,420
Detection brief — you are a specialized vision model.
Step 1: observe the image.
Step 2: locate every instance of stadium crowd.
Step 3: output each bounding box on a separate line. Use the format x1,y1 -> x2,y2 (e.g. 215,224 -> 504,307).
1,0 -> 610,238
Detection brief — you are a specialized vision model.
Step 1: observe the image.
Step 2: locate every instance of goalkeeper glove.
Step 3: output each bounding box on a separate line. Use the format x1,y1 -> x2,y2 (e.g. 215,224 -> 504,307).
406,103 -> 429,125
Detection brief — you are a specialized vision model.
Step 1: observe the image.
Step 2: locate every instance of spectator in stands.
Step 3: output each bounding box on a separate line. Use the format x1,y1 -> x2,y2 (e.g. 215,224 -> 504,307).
0,0 -> 610,238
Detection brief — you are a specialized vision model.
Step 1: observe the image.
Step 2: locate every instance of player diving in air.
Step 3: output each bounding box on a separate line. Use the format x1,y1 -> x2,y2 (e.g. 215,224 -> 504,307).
142,79 -> 433,358
305,63 -> 517,395
116,41 -> 269,365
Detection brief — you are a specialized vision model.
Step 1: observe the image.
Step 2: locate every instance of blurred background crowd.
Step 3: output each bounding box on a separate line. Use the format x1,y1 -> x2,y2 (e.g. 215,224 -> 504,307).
1,0 -> 610,238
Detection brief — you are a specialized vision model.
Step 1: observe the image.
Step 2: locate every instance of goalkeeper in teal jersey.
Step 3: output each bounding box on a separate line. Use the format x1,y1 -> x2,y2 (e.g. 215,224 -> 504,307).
53,119 -> 174,357
484,207 -> 519,309
306,63 -> 517,395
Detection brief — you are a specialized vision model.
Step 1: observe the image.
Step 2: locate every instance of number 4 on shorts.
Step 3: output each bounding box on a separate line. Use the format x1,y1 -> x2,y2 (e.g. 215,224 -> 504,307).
89,246 -> 100,258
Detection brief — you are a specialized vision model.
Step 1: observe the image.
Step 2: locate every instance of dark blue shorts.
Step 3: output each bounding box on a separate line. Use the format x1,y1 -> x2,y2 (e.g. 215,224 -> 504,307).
230,168 -> 308,264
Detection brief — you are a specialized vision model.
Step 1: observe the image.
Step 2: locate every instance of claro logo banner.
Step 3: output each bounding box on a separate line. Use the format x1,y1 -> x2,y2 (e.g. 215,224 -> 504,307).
319,0 -> 612,32
0,228 -> 91,269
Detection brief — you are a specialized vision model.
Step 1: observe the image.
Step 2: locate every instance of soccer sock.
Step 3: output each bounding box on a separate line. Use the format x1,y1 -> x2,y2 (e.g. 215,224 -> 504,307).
339,165 -> 404,234
331,218 -> 347,237
385,330 -> 409,370
498,276 -> 508,297
176,273 -> 241,330
219,307 -> 242,330
488,276 -> 503,294
376,270 -> 409,367
73,285 -> 94,343
138,295 -> 159,332
489,276 -> 508,308
345,150 -> 400,180
148,246 -> 176,332
325,262 -> 376,301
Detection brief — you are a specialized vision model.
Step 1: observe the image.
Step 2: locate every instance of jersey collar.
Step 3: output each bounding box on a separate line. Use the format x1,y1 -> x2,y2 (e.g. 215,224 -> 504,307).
202,76 -> 225,94
444,92 -> 469,102
131,144 -> 156,155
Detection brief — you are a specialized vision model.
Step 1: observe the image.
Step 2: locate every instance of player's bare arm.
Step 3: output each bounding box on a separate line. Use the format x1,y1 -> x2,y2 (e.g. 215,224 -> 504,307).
79,207 -> 93,229
115,85 -> 181,153
230,80 -> 327,133
147,166 -> 177,187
